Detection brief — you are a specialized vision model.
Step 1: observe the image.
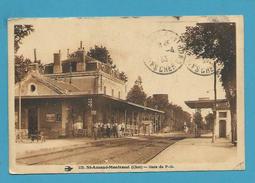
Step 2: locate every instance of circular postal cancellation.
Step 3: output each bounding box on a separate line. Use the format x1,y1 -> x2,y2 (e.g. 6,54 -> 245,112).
186,58 -> 223,76
144,29 -> 186,75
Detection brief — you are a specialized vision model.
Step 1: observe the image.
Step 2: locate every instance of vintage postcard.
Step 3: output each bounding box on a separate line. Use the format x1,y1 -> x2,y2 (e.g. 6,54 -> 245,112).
8,16 -> 244,174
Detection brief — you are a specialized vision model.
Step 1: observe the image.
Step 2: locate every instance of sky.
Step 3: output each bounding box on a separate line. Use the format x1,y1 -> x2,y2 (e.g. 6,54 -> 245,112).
12,16 -> 227,114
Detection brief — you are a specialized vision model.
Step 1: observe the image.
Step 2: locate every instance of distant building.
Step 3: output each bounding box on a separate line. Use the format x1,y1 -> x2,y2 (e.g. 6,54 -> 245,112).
15,44 -> 164,139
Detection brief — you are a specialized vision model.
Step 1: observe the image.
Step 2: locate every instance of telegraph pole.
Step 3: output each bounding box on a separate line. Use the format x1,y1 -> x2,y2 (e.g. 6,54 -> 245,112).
19,82 -> 21,130
212,61 -> 217,143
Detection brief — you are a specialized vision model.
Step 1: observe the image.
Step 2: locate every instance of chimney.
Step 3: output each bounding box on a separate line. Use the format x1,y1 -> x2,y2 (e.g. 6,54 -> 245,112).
53,50 -> 62,74
80,41 -> 83,49
34,49 -> 37,63
67,49 -> 70,58
76,46 -> 86,72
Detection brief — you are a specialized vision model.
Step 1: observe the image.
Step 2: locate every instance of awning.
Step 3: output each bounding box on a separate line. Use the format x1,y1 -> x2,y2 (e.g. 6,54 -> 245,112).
15,93 -> 165,114
185,99 -> 229,109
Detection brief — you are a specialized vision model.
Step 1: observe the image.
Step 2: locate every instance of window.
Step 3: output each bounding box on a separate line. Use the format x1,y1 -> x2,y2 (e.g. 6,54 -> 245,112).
30,84 -> 36,92
111,89 -> 114,97
29,83 -> 37,93
219,112 -> 227,118
104,86 -> 106,94
118,91 -> 121,98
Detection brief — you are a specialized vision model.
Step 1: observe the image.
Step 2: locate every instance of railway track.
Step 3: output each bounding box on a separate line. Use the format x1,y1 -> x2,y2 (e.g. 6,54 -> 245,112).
17,136 -> 184,165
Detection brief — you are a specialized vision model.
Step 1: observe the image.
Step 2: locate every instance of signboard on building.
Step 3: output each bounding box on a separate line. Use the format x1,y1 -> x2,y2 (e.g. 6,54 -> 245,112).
46,113 -> 56,122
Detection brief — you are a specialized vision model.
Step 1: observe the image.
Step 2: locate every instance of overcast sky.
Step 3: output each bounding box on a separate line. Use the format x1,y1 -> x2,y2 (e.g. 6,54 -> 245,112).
12,17 -> 227,114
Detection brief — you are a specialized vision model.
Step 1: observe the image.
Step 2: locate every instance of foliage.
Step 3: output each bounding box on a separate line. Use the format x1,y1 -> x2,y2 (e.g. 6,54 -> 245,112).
14,25 -> 36,82
180,23 -> 236,109
180,23 -> 237,141
15,55 -> 44,83
146,94 -> 169,110
119,71 -> 128,82
193,112 -> 203,129
87,45 -> 113,65
205,113 -> 214,130
87,45 -> 128,82
128,77 -> 191,131
146,95 -> 191,131
15,55 -> 32,83
14,25 -> 34,53
127,76 -> 147,105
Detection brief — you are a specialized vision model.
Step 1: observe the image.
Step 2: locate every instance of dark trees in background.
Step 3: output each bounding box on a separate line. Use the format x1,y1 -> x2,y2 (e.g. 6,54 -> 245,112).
193,112 -> 203,137
14,25 -> 34,54
146,95 -> 191,132
14,25 -> 34,83
205,113 -> 214,130
15,55 -> 31,83
180,23 -> 237,143
119,71 -> 128,83
127,76 -> 147,105
87,45 -> 113,65
87,45 -> 128,82
127,77 -> 191,132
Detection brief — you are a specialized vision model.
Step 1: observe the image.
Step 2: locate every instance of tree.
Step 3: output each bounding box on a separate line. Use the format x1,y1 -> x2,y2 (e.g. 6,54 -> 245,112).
127,76 -> 147,105
193,112 -> 203,127
15,55 -> 32,83
146,94 -> 169,110
119,71 -> 128,82
14,25 -> 35,82
193,112 -> 203,137
205,113 -> 214,130
87,45 -> 128,82
180,23 -> 237,143
87,45 -> 113,65
14,25 -> 34,54
146,95 -> 191,131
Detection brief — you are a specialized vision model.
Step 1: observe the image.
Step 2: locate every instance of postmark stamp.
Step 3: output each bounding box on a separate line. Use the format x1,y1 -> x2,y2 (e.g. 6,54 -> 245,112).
144,29 -> 186,75
186,59 -> 223,76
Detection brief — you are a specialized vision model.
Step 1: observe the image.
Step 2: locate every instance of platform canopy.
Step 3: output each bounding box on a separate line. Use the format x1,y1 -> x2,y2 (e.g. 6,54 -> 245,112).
185,99 -> 229,109
15,93 -> 165,114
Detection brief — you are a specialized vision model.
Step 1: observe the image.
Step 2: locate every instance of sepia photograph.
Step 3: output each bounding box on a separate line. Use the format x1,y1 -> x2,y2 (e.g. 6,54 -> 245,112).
8,16 -> 244,174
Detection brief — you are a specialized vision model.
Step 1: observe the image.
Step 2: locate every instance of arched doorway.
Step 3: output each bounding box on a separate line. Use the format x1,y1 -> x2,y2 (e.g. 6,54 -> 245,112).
219,120 -> 226,138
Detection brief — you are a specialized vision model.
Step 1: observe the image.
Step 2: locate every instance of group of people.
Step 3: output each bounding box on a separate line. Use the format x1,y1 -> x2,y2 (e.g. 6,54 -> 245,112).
92,121 -> 126,140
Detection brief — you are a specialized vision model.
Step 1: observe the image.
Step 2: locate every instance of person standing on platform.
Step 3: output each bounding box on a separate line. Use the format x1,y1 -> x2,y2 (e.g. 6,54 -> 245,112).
121,122 -> 125,136
93,122 -> 99,140
117,123 -> 122,137
98,122 -> 103,138
112,122 -> 118,138
106,121 -> 111,138
103,123 -> 107,138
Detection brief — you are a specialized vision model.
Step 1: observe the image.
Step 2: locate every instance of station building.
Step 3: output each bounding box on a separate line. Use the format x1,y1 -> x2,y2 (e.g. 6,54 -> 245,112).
15,46 -> 164,139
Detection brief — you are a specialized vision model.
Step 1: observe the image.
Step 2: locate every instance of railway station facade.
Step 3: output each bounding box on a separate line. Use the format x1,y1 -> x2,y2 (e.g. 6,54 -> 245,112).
14,47 -> 164,139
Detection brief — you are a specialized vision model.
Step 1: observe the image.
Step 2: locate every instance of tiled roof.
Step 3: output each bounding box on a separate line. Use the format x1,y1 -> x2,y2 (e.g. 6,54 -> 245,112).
31,72 -> 80,94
